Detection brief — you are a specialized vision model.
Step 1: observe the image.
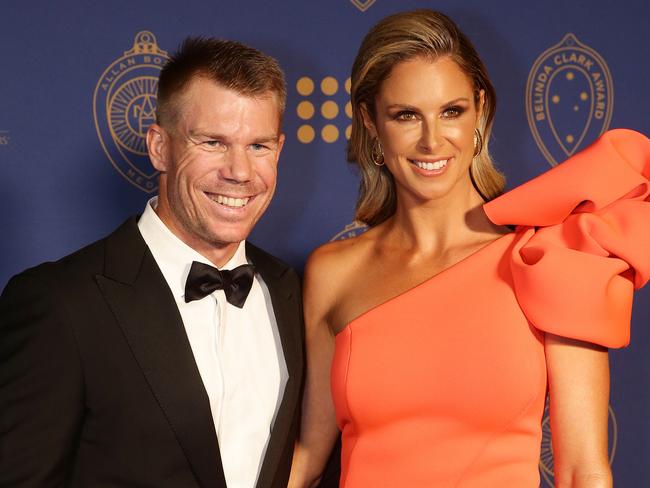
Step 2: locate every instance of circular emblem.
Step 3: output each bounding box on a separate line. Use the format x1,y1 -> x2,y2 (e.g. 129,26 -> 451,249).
539,396 -> 617,487
109,76 -> 158,155
526,33 -> 614,166
330,220 -> 368,241
93,31 -> 169,192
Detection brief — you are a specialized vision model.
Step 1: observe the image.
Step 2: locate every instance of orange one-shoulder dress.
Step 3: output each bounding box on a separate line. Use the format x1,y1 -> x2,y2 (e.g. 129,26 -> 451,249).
331,129 -> 650,487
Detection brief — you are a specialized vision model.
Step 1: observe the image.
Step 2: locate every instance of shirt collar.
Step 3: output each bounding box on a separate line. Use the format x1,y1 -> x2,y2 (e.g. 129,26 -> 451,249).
138,196 -> 248,299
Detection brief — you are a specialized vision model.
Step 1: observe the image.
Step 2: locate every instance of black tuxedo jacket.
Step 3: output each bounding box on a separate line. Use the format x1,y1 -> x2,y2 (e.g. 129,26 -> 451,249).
0,217 -> 304,487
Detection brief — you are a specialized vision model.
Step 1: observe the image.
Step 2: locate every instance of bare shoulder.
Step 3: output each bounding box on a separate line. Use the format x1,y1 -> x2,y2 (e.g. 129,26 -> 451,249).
303,229 -> 378,328
304,229 -> 376,286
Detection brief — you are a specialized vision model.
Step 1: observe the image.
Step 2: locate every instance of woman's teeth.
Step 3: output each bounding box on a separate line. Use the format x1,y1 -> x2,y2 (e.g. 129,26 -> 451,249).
212,194 -> 250,208
413,159 -> 448,171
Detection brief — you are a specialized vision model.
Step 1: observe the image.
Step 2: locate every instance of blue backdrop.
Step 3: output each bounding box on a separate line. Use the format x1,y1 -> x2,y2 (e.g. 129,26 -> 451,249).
1,1 -> 648,485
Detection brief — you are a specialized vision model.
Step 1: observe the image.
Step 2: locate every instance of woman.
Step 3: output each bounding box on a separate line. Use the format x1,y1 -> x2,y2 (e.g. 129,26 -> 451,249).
289,10 -> 649,488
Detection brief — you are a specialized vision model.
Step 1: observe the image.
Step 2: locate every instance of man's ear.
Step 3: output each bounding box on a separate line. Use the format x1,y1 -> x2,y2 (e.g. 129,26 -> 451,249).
147,124 -> 170,172
360,103 -> 378,138
275,133 -> 286,164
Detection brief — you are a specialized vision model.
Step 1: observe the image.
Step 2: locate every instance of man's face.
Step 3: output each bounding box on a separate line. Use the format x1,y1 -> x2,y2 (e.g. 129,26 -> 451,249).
148,77 -> 284,263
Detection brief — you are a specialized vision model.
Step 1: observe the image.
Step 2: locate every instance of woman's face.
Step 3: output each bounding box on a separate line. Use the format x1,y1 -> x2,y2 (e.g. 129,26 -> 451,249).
364,56 -> 483,207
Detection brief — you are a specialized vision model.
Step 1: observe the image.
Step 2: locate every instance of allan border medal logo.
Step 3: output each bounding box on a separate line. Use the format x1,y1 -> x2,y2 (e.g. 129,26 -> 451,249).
526,34 -> 613,166
94,31 -> 170,192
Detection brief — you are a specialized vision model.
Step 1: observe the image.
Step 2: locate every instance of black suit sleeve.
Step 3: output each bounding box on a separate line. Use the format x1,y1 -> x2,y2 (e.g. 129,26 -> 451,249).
0,268 -> 84,486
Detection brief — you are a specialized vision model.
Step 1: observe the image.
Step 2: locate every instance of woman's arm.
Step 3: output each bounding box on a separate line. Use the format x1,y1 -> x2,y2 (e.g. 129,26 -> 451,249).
288,248 -> 342,488
545,333 -> 613,488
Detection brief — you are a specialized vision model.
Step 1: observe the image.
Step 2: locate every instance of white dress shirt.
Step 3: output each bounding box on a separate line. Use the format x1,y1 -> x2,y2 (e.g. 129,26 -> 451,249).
137,197 -> 288,488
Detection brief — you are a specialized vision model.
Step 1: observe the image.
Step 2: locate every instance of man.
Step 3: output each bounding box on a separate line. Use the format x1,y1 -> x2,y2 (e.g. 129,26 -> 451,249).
0,38 -> 303,488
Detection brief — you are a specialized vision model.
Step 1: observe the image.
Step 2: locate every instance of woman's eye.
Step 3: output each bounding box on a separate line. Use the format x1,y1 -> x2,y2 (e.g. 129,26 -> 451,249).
395,111 -> 417,121
442,106 -> 464,118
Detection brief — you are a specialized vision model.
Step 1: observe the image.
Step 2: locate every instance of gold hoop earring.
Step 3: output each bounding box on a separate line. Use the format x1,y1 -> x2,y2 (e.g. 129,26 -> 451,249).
473,128 -> 483,158
371,138 -> 385,166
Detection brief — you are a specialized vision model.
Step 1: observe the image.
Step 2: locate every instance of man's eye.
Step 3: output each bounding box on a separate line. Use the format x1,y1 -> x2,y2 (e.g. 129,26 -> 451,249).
251,143 -> 270,151
204,140 -> 222,147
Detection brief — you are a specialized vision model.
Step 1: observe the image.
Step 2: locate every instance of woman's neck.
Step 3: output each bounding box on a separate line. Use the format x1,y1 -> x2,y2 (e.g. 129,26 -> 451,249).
382,183 -> 502,255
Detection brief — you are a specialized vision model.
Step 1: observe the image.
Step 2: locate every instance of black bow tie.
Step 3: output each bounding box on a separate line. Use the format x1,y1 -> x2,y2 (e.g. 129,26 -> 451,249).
184,261 -> 255,308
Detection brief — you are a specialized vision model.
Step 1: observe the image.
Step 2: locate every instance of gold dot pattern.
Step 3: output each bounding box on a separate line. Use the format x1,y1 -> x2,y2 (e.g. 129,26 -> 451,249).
322,124 -> 339,143
296,77 -> 314,96
566,71 -> 574,81
321,101 -> 339,119
580,92 -> 588,101
297,101 -> 315,120
552,95 -> 560,104
297,125 -> 315,143
321,77 -> 338,96
295,75 -> 352,144
566,134 -> 575,144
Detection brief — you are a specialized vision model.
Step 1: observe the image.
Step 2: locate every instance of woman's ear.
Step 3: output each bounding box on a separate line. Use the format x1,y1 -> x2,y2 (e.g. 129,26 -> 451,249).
360,102 -> 378,138
476,89 -> 486,123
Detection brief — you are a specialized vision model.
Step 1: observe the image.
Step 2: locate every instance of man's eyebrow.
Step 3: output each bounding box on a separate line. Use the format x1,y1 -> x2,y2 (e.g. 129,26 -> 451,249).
187,130 -> 226,140
187,131 -> 279,144
252,135 -> 280,144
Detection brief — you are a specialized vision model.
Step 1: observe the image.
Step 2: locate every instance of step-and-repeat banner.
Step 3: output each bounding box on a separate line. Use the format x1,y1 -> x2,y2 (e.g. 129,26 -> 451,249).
1,1 -> 648,485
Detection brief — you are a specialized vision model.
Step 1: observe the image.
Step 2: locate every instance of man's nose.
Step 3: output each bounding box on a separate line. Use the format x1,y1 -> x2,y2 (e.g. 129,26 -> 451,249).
224,147 -> 253,182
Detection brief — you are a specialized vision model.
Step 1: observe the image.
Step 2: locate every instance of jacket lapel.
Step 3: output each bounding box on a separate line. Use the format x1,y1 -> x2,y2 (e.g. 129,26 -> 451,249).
247,243 -> 304,488
95,218 -> 227,488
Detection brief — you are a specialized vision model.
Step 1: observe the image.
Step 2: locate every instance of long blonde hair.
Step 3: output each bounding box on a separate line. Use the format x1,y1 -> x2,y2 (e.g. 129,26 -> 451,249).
347,10 -> 505,227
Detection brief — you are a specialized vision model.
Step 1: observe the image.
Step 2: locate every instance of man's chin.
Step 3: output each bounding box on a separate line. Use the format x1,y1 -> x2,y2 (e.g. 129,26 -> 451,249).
203,226 -> 254,248
172,220 -> 252,256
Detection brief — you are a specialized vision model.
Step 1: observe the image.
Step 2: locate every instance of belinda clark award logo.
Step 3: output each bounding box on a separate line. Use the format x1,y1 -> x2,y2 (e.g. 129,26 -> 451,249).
93,31 -> 170,192
526,34 -> 613,166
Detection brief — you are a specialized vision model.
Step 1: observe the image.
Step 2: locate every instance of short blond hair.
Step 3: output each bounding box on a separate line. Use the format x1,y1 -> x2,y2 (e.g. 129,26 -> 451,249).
157,37 -> 286,128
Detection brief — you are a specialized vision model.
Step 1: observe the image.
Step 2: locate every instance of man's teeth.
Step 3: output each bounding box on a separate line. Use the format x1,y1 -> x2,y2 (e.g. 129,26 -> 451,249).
414,159 -> 448,171
213,194 -> 250,208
